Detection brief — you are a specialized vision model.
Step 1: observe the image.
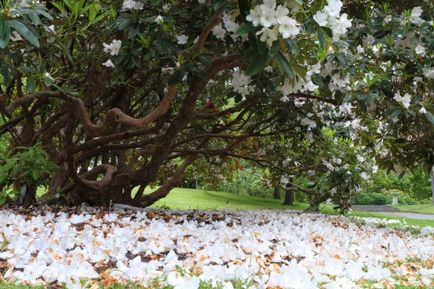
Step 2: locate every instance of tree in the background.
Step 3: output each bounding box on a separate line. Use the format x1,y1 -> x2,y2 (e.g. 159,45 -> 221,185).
0,0 -> 432,208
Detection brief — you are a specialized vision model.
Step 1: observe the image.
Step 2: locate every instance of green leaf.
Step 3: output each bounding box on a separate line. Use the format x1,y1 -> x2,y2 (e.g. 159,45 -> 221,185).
276,52 -> 295,79
293,64 -> 307,80
268,41 -> 279,57
27,12 -> 41,25
246,53 -> 268,76
8,20 -> 39,48
0,16 -> 11,49
116,15 -> 134,30
317,28 -> 327,50
236,23 -> 251,36
425,111 -> 434,125
285,39 -> 300,55
168,69 -> 184,85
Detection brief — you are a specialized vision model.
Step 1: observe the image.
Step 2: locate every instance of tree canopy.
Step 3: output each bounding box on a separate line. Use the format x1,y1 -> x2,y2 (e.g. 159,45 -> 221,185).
0,0 -> 432,209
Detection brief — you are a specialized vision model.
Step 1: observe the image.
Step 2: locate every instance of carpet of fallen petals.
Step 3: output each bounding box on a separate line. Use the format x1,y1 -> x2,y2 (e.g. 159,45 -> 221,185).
0,206 -> 433,289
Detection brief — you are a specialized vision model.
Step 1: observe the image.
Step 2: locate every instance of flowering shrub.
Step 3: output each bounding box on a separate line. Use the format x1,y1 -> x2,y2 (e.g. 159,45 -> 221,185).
0,0 -> 432,208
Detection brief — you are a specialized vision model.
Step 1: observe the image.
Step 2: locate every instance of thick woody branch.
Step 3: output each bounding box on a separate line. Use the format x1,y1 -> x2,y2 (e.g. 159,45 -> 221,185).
77,164 -> 118,191
141,156 -> 195,207
74,85 -> 177,137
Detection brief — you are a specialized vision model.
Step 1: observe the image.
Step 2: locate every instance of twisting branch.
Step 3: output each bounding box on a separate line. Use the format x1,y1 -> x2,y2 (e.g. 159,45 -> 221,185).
77,164 -> 118,190
72,85 -> 177,137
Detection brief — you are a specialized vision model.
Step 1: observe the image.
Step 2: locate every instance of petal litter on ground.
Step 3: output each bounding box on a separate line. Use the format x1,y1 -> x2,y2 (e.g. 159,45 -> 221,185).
0,207 -> 432,289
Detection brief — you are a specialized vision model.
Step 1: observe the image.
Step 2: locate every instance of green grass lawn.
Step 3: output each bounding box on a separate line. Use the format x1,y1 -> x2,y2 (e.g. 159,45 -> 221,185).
146,188 -> 434,227
392,204 -> 434,214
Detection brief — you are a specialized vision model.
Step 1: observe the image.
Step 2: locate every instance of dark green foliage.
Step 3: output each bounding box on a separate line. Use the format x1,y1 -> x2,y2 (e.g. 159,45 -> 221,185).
352,192 -> 391,205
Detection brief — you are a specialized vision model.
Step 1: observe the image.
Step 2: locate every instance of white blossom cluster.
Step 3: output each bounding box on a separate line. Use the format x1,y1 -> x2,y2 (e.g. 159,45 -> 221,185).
279,63 -> 321,102
122,0 -> 144,11
102,39 -> 122,68
0,208 -> 433,288
393,92 -> 412,109
409,7 -> 424,26
231,71 -> 255,97
246,0 -> 300,47
212,13 -> 243,42
313,0 -> 352,41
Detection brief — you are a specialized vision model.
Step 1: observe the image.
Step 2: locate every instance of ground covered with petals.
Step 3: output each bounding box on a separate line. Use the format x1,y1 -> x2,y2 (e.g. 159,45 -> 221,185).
0,207 -> 433,289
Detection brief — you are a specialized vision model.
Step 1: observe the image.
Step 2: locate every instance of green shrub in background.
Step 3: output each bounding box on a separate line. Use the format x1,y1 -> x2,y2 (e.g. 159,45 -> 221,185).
366,169 -> 431,201
352,190 -> 420,205
352,192 -> 391,205
213,167 -> 272,198
0,143 -> 55,205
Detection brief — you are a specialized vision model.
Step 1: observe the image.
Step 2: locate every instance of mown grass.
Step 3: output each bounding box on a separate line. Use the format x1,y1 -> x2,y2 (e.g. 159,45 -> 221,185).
147,187 -> 434,227
393,204 -> 434,214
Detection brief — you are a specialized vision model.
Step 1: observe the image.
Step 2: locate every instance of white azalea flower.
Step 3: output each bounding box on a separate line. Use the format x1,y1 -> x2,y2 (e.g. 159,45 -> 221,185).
122,0 -> 144,11
278,17 -> 300,38
259,6 -> 277,27
409,7 -> 424,26
212,24 -> 226,40
324,0 -> 343,18
262,0 -> 277,10
419,106 -> 427,114
102,59 -> 115,68
422,67 -> 434,79
313,11 -> 329,26
223,13 -> 240,33
275,5 -> 290,24
103,39 -> 122,56
155,15 -> 164,24
415,44 -> 426,56
177,34 -> 188,45
393,92 -> 411,109
246,6 -> 263,27
232,71 -> 255,97
10,31 -> 23,42
256,27 -> 278,47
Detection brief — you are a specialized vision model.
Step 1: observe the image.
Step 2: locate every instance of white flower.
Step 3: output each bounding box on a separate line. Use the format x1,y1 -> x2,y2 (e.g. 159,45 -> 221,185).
384,15 -> 392,23
177,35 -> 188,45
330,13 -> 352,40
259,6 -> 277,27
278,17 -> 300,39
313,11 -> 328,26
275,5 -> 290,24
419,106 -> 427,114
262,0 -> 277,10
10,31 -> 23,42
232,71 -> 255,97
44,25 -> 55,33
409,7 -> 424,26
415,44 -> 426,56
122,0 -> 144,11
246,6 -> 263,27
339,102 -> 353,114
212,24 -> 226,40
223,13 -> 240,33
102,59 -> 115,68
360,172 -> 370,181
324,0 -> 343,18
103,39 -> 122,56
422,67 -> 434,79
155,15 -> 164,24
256,27 -> 278,47
198,0 -> 206,3
393,93 -> 411,109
